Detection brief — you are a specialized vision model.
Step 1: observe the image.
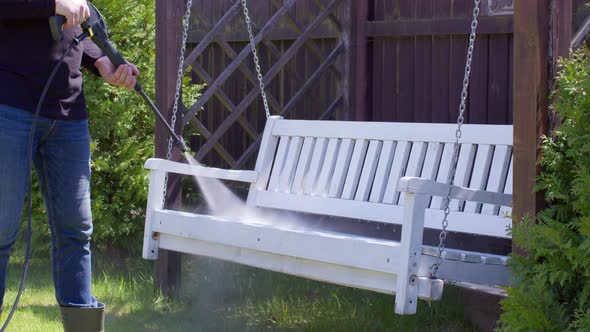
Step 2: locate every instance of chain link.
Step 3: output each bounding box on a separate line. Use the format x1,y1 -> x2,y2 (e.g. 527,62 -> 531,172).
241,0 -> 271,118
163,0 -> 193,206
430,0 -> 480,278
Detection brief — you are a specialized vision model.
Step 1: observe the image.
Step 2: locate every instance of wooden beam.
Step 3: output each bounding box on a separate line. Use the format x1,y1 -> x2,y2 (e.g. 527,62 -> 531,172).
347,0 -> 370,121
550,0 -> 573,131
367,16 -> 513,38
513,0 -> 550,250
154,0 -> 183,296
552,0 -> 573,61
193,16 -> 514,42
188,22 -> 339,43
571,12 -> 590,51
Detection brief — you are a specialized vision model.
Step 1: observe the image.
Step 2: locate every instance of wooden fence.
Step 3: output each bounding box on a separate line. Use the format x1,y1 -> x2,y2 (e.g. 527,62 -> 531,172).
158,0 -> 590,170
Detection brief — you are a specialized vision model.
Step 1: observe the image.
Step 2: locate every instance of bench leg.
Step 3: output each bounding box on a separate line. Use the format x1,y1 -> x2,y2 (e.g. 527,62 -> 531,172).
395,192 -> 428,315
143,170 -> 166,260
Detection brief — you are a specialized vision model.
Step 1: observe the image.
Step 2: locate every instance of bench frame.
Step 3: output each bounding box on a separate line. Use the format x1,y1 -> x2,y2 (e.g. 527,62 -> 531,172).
142,117 -> 513,315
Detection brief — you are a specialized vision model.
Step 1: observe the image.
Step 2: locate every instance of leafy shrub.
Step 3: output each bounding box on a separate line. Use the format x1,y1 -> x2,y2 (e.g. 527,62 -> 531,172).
498,49 -> 590,331
84,0 -> 156,248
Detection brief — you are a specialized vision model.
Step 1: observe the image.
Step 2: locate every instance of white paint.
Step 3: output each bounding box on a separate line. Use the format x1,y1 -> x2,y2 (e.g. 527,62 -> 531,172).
355,140 -> 383,201
369,140 -> 396,203
383,141 -> 412,204
328,138 -> 355,198
341,139 -> 369,200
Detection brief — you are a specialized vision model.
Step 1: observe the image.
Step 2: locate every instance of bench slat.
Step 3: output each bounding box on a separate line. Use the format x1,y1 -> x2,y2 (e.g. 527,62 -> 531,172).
355,140 -> 383,201
342,139 -> 369,200
383,141 -> 412,204
398,142 -> 427,206
482,146 -> 512,215
430,143 -> 454,209
303,138 -> 328,195
450,144 -> 476,211
418,142 -> 444,205
314,138 -> 340,196
247,117 -> 281,205
369,141 -> 397,203
329,138 -> 355,198
268,136 -> 291,192
254,191 -> 511,238
279,136 -> 303,193
152,210 -> 403,274
291,137 -> 315,194
272,120 -> 513,145
499,159 -> 513,217
143,159 -> 258,183
465,145 -> 494,213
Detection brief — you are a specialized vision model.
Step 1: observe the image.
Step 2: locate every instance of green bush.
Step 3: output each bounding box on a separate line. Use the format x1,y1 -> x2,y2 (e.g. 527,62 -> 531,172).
498,49 -> 590,331
84,0 -> 156,248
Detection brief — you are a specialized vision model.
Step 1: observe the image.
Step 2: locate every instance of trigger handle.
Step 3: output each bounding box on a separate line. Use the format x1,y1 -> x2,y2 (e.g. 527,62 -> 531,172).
49,15 -> 67,41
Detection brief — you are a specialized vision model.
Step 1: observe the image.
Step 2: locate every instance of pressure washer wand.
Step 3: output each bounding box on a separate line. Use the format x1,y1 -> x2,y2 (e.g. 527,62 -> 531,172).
134,87 -> 189,153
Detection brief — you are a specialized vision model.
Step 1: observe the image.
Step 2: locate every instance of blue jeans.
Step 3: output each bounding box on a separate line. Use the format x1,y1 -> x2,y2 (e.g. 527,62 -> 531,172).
0,104 -> 98,308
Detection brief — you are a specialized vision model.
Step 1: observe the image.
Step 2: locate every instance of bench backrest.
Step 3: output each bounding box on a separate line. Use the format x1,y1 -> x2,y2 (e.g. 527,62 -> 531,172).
246,117 -> 513,239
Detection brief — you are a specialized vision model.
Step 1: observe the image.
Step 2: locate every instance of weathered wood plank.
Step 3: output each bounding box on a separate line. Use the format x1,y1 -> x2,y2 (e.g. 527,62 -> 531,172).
154,0 -> 183,296
329,138 -> 355,198
367,16 -> 513,37
513,1 -> 549,245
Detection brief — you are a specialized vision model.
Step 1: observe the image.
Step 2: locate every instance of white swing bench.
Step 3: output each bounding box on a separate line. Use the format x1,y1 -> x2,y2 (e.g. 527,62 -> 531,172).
142,116 -> 513,315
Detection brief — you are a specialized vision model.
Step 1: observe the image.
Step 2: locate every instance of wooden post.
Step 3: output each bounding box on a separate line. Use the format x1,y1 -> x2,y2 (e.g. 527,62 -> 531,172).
512,1 -> 550,252
552,0 -> 573,60
154,0 -> 184,295
346,0 -> 370,121
549,0 -> 573,131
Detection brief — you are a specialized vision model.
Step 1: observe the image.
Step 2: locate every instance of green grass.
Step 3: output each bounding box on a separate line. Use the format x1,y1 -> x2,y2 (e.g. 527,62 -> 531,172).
0,253 -> 477,331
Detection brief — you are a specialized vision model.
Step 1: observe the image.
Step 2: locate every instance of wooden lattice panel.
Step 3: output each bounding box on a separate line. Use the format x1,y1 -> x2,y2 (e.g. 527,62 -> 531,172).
182,0 -> 350,169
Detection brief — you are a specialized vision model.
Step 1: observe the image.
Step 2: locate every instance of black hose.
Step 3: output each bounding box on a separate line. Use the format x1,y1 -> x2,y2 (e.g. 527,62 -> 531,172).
0,41 -> 77,332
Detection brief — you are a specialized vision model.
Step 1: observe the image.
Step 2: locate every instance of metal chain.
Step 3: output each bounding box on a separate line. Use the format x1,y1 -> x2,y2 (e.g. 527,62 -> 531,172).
430,0 -> 480,278
163,0 -> 193,206
241,0 -> 271,118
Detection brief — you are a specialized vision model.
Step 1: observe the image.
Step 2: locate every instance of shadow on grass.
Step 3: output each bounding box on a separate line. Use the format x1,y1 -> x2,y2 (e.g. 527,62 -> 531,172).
106,256 -> 479,332
4,254 -> 479,331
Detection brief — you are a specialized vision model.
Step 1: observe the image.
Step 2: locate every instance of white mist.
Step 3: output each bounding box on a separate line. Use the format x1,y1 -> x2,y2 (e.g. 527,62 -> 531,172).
183,152 -> 301,229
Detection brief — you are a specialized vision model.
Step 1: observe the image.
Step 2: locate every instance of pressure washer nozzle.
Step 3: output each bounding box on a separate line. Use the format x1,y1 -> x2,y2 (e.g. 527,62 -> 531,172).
173,137 -> 190,153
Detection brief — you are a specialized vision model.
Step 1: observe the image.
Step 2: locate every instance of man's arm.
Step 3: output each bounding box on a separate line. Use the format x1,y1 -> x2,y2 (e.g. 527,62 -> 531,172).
82,39 -> 104,77
83,38 -> 141,92
0,0 -> 56,18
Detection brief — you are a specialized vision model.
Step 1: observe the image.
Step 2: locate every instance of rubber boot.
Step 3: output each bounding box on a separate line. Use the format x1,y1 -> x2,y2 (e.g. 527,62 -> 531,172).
60,303 -> 105,332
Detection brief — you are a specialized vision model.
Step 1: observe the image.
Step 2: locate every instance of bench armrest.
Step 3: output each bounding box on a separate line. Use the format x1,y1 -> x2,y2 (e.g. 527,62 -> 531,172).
144,158 -> 258,183
397,177 -> 512,206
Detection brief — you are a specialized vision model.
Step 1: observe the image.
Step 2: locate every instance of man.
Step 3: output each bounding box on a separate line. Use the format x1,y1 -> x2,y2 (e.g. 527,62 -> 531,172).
0,0 -> 138,330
